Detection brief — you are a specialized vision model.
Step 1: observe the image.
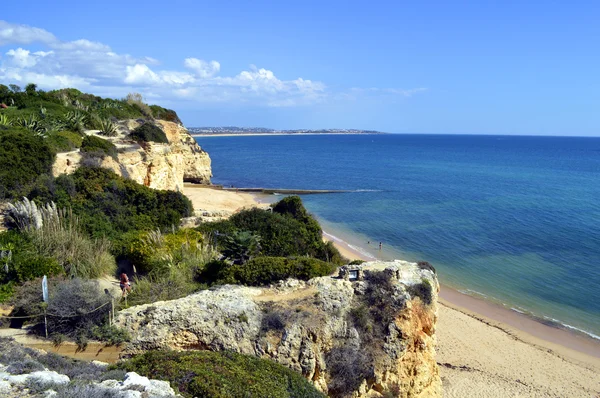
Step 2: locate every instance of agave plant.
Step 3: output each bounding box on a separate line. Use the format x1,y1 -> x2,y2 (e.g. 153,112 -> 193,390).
39,106 -> 47,118
0,114 -> 11,126
63,111 -> 87,133
98,118 -> 118,137
16,115 -> 47,137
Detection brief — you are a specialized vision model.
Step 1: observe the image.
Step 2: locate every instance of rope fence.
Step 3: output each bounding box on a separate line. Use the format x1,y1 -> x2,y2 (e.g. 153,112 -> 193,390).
0,301 -> 111,320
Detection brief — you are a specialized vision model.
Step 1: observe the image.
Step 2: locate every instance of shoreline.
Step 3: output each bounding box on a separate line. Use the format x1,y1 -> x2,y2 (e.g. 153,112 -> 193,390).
192,133 -> 384,137
323,228 -> 600,359
182,186 -> 600,395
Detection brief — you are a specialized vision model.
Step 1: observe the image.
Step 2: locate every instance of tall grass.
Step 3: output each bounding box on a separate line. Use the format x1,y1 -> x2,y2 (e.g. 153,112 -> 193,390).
30,207 -> 116,278
7,198 -> 116,279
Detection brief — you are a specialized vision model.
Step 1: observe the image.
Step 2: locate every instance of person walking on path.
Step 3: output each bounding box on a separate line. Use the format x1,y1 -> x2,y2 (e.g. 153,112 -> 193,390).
120,273 -> 131,297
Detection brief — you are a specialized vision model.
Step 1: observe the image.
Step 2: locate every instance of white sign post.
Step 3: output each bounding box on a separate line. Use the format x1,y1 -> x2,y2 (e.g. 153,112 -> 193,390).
42,276 -> 48,338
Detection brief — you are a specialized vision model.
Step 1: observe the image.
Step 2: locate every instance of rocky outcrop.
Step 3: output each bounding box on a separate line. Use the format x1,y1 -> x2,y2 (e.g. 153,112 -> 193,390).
52,120 -> 212,192
115,260 -> 442,397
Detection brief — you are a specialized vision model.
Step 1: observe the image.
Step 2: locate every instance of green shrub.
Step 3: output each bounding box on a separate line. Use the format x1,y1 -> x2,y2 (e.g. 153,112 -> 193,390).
80,135 -> 118,159
198,197 -> 344,264
0,128 -> 55,198
199,256 -> 336,286
28,167 -> 193,241
0,282 -> 15,303
7,277 -> 62,327
117,350 -> 325,398
0,231 -> 64,284
125,273 -> 205,307
90,324 -> 130,346
46,130 -> 83,152
149,106 -> 182,124
129,123 -> 168,144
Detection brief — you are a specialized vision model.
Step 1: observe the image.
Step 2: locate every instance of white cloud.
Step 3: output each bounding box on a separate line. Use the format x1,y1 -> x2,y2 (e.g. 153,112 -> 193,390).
0,21 -> 57,46
124,64 -> 161,85
184,58 -> 220,78
0,20 -> 424,109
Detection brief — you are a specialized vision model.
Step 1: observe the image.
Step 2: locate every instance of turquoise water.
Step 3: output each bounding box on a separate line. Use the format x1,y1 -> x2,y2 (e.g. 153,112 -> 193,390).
195,134 -> 600,339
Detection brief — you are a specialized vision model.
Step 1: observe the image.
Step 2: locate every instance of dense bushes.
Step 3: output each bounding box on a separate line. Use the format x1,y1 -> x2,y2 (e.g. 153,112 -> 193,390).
0,231 -> 64,286
149,105 -> 182,124
80,135 -> 118,159
117,350 -> 325,398
200,256 -> 336,286
0,85 -> 181,125
46,130 -> 83,152
197,196 -> 344,264
128,123 -> 169,144
0,128 -> 55,198
28,167 -> 193,241
120,229 -> 217,306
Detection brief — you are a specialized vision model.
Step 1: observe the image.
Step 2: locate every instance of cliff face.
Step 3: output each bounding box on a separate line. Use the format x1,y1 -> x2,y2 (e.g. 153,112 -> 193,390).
115,260 -> 442,397
52,120 -> 212,191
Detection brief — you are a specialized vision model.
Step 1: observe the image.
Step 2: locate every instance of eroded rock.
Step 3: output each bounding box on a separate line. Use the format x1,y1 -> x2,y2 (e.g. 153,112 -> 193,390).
115,260 -> 442,397
52,120 -> 212,192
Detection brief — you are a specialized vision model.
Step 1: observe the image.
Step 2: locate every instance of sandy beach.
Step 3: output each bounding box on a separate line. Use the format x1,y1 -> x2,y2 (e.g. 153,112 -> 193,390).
183,183 -> 268,215
324,231 -> 600,397
183,187 -> 600,396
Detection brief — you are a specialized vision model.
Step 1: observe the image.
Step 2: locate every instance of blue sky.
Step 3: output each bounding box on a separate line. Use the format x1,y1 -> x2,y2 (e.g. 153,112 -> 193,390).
1,1 -> 599,135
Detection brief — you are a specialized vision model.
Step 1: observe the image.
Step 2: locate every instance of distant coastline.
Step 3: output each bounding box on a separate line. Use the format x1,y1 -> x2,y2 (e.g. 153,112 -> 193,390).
188,126 -> 387,136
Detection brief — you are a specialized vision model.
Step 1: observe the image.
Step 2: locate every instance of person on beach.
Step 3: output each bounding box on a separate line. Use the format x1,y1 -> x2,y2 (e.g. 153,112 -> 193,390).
120,273 -> 131,297
379,242 -> 382,250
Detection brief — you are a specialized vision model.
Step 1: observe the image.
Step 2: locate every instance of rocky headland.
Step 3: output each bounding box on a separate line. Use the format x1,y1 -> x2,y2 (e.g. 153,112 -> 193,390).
52,119 -> 212,192
115,260 -> 442,398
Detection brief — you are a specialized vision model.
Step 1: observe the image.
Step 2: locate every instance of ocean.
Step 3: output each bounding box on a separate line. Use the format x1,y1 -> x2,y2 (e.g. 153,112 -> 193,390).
194,133 -> 600,339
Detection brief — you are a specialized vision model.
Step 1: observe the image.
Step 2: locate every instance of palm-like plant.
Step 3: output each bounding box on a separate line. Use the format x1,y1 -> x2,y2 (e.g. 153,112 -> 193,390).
222,230 -> 262,265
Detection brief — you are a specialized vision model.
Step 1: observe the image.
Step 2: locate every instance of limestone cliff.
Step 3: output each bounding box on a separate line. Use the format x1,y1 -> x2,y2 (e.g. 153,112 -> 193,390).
115,260 -> 442,397
52,120 -> 211,191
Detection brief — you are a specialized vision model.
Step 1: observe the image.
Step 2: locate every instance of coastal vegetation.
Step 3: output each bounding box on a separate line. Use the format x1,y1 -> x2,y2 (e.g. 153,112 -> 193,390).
80,134 -> 118,159
0,82 -> 348,395
128,122 -> 169,144
117,350 -> 326,398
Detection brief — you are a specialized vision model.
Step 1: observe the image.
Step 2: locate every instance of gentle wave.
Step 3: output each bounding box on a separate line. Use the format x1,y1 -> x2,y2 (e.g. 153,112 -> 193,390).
460,291 -> 600,341
542,316 -> 600,341
322,230 -> 377,260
